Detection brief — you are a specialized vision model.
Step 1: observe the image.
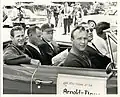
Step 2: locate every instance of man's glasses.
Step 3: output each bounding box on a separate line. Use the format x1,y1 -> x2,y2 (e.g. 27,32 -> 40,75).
86,28 -> 93,33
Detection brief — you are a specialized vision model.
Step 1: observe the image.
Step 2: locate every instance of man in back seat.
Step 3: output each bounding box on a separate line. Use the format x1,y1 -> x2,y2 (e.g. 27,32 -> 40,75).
25,26 -> 45,64
3,26 -> 41,66
40,23 -> 60,65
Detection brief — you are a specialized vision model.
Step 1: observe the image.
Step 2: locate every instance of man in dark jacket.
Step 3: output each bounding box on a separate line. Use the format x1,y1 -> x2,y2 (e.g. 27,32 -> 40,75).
85,27 -> 111,69
3,26 -> 40,66
80,22 -> 111,69
40,23 -> 60,65
26,26 -> 44,63
53,6 -> 59,27
63,26 -> 91,68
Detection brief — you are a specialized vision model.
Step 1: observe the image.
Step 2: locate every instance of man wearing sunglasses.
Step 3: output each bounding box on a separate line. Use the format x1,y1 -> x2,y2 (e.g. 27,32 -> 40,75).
82,22 -> 111,69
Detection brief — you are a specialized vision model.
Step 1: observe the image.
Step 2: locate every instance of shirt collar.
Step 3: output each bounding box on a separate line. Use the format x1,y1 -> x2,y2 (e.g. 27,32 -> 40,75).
27,42 -> 41,54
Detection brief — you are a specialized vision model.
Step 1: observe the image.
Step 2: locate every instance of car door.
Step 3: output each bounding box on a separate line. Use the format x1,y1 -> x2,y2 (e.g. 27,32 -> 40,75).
3,64 -> 117,94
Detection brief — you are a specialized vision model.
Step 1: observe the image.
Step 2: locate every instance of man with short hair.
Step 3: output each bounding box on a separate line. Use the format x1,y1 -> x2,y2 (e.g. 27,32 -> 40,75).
63,26 -> 91,68
83,23 -> 111,69
92,22 -> 110,56
25,26 -> 43,63
4,26 -> 40,66
40,23 -> 60,65
78,22 -> 111,69
93,22 -> 117,57
92,21 -> 117,65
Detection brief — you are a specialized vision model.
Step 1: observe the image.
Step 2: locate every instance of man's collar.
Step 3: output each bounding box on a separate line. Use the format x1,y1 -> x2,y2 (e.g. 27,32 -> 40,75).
42,37 -> 50,43
27,42 -> 41,54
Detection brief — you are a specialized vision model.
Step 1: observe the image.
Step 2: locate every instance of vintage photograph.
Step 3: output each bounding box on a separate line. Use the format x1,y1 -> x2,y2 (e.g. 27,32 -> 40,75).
2,0 -> 117,95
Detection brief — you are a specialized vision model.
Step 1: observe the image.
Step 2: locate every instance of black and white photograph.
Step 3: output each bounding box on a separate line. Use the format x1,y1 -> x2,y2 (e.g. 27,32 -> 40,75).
2,0 -> 118,96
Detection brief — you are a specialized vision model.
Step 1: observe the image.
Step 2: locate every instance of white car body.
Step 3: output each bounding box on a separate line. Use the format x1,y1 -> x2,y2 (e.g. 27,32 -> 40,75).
81,10 -> 117,28
3,5 -> 48,27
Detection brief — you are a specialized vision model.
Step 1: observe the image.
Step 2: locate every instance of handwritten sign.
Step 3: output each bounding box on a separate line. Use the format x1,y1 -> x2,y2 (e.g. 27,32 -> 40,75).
57,74 -> 107,95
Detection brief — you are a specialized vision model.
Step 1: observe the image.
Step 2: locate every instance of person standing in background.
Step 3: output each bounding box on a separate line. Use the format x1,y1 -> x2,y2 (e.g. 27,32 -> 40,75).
62,2 -> 71,35
3,6 -> 8,22
53,6 -> 59,27
46,5 -> 52,24
58,5 -> 64,27
74,4 -> 84,26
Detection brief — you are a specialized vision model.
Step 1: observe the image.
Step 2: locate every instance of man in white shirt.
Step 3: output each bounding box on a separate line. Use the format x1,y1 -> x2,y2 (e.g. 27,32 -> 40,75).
92,22 -> 117,64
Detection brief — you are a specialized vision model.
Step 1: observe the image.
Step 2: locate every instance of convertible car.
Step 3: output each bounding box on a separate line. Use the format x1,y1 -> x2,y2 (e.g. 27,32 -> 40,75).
3,63 -> 117,94
3,33 -> 117,94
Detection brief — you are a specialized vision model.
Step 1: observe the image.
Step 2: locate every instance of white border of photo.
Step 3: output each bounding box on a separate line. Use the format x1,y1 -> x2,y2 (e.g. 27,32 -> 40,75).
1,0 -> 120,97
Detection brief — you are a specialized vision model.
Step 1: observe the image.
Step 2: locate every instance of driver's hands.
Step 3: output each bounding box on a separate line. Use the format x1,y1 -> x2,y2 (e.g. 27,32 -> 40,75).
30,59 -> 41,66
